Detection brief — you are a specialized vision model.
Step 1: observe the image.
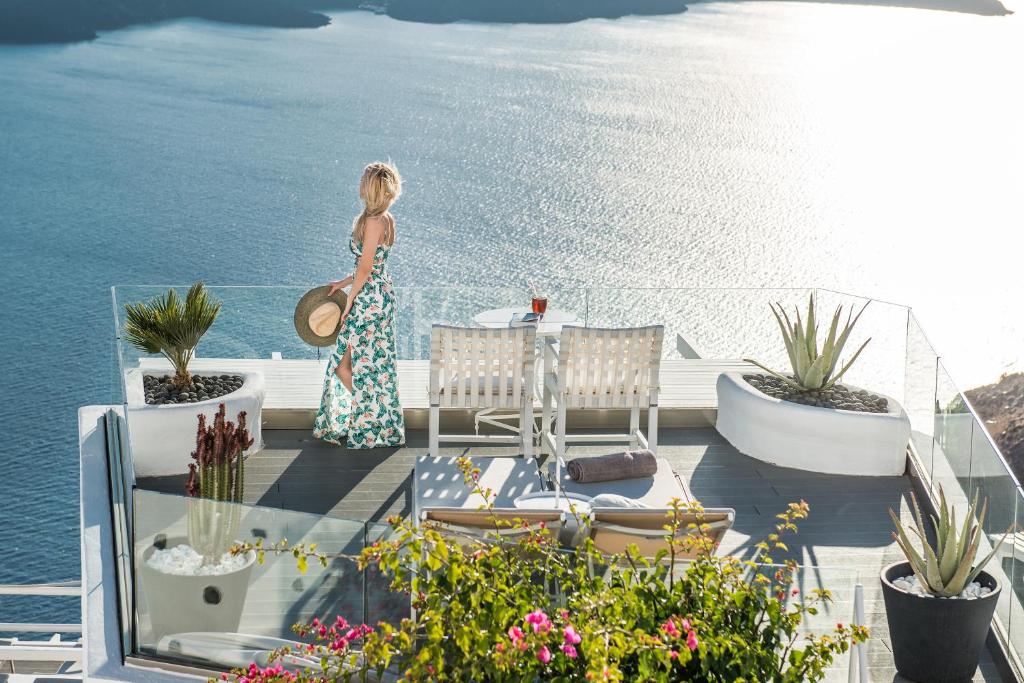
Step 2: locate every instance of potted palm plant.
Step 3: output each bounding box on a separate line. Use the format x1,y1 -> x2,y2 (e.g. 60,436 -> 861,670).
139,405 -> 259,643
123,282 -> 264,477
715,294 -> 910,475
882,487 -> 1007,682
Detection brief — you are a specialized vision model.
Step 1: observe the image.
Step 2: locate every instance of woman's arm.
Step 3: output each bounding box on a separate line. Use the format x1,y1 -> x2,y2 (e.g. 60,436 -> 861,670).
327,274 -> 353,295
339,217 -> 385,322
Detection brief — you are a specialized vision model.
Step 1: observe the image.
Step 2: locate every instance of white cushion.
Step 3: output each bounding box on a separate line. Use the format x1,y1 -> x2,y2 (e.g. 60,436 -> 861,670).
590,493 -> 649,509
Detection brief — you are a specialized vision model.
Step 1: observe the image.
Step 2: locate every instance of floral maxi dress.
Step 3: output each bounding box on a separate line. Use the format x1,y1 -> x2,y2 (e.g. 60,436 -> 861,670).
313,238 -> 406,448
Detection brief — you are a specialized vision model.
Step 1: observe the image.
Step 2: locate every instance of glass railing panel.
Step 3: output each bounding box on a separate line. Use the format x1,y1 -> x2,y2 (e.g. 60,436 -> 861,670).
968,430 -> 1018,632
772,565 -> 866,680
904,312 -> 938,480
812,290 -> 910,405
133,489 -> 393,671
363,521 -> 409,627
1006,488 -> 1024,664
584,287 -> 814,362
393,285 -> 589,360
931,362 -> 974,502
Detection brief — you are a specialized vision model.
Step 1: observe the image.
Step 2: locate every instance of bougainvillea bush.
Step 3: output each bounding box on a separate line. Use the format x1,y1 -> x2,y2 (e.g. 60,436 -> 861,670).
225,458 -> 866,682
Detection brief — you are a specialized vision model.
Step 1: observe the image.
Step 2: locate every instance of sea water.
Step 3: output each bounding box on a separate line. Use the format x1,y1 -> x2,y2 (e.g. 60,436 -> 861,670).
0,4 -> 1021,614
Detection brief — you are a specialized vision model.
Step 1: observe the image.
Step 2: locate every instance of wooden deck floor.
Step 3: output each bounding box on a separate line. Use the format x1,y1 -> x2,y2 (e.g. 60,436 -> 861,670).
138,427 -> 1007,682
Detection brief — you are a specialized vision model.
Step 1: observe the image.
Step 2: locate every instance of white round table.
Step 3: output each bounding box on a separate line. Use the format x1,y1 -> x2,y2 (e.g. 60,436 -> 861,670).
473,307 -> 578,337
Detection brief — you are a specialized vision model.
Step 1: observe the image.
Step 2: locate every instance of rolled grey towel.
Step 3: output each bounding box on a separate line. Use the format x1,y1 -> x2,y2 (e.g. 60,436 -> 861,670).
565,449 -> 658,484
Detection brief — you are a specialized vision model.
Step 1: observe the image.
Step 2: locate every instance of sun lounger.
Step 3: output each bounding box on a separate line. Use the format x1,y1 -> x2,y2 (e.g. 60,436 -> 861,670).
588,507 -> 735,560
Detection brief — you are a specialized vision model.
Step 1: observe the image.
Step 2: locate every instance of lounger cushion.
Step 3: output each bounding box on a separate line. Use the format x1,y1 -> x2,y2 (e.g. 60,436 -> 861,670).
556,457 -> 692,507
415,455 -> 545,514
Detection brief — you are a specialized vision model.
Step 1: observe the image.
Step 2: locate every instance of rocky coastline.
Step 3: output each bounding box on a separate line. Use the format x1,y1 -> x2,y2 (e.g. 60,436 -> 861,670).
0,0 -> 685,45
965,373 -> 1024,478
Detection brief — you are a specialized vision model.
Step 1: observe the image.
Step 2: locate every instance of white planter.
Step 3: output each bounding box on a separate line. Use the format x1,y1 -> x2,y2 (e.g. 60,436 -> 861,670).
139,540 -> 257,643
715,372 -> 910,476
125,368 -> 265,478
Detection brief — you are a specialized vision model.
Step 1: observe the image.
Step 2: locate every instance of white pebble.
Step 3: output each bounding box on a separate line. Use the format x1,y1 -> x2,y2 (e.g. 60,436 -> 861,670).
893,574 -> 991,600
147,544 -> 249,576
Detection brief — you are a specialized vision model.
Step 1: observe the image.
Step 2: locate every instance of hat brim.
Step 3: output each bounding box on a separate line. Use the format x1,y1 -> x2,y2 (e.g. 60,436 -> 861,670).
294,286 -> 349,347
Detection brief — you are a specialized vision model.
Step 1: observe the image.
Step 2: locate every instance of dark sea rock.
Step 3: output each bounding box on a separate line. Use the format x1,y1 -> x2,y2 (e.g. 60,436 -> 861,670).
143,374 -> 243,406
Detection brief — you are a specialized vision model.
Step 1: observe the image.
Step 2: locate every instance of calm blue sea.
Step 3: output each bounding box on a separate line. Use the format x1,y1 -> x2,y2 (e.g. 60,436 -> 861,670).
0,4 -> 1021,624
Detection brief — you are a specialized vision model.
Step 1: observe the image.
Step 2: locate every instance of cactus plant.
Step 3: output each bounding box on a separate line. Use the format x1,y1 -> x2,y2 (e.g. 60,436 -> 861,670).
889,486 -> 1008,597
124,282 -> 221,388
186,403 -> 253,565
744,294 -> 871,392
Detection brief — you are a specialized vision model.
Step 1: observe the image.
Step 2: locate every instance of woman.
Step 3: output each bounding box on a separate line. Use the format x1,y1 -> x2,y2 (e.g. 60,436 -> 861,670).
313,162 -> 405,448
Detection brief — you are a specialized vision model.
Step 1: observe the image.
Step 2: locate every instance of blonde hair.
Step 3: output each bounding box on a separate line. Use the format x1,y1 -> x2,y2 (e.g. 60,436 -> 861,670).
352,162 -> 401,244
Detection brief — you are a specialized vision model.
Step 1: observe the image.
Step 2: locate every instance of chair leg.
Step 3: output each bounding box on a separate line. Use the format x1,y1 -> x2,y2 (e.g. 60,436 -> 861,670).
648,405 -> 658,454
629,407 -> 640,449
521,403 -> 533,460
429,405 -> 439,457
541,382 -> 553,456
556,399 -> 567,462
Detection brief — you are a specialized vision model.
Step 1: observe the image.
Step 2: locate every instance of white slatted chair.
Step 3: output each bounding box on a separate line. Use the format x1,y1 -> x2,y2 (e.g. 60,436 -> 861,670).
541,325 -> 664,462
429,325 -> 537,458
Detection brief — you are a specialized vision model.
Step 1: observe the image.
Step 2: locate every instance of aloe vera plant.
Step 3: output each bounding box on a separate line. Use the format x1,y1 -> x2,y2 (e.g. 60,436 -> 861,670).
889,487 -> 1008,597
744,294 -> 870,392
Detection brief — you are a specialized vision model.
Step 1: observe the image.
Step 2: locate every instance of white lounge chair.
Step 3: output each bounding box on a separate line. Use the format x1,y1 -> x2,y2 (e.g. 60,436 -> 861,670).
420,507 -> 565,548
587,507 -> 735,560
541,325 -> 664,462
414,454 -> 546,516
428,325 -> 537,458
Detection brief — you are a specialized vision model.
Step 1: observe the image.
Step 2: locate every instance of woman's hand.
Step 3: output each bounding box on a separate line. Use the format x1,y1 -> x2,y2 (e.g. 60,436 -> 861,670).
338,302 -> 353,329
327,275 -> 352,296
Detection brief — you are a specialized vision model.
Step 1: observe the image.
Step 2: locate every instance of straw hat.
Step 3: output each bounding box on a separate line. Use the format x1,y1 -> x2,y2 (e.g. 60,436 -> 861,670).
294,285 -> 348,347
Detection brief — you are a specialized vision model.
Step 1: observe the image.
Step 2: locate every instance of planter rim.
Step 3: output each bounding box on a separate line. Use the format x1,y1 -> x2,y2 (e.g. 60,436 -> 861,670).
881,560 -> 1002,601
724,372 -> 905,419
126,368 -> 264,410
143,544 -> 258,578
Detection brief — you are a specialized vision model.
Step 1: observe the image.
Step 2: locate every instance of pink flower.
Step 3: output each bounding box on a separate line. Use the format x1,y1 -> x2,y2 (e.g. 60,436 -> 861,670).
525,609 -> 552,634
686,630 -> 699,651
536,646 -> 552,664
679,618 -> 691,631
508,625 -> 524,643
561,644 -> 578,658
669,649 -> 679,660
563,625 -> 582,645
661,619 -> 681,638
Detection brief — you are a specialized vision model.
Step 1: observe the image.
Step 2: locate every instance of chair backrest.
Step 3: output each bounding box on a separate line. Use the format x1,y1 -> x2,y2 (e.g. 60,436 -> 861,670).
429,325 -> 537,409
420,507 -> 564,547
588,507 -> 734,560
555,325 -> 664,409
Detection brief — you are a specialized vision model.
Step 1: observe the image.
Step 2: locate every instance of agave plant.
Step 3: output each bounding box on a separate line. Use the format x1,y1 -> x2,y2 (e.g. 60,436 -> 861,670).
123,282 -> 220,388
744,294 -> 870,392
890,487 -> 1008,597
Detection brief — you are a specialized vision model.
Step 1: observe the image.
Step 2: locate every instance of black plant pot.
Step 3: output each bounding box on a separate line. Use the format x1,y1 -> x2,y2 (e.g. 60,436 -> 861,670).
881,561 -> 1000,683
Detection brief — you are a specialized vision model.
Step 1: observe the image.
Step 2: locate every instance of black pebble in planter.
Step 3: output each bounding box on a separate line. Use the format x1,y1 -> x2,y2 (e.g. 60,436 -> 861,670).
881,561 -> 1000,683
